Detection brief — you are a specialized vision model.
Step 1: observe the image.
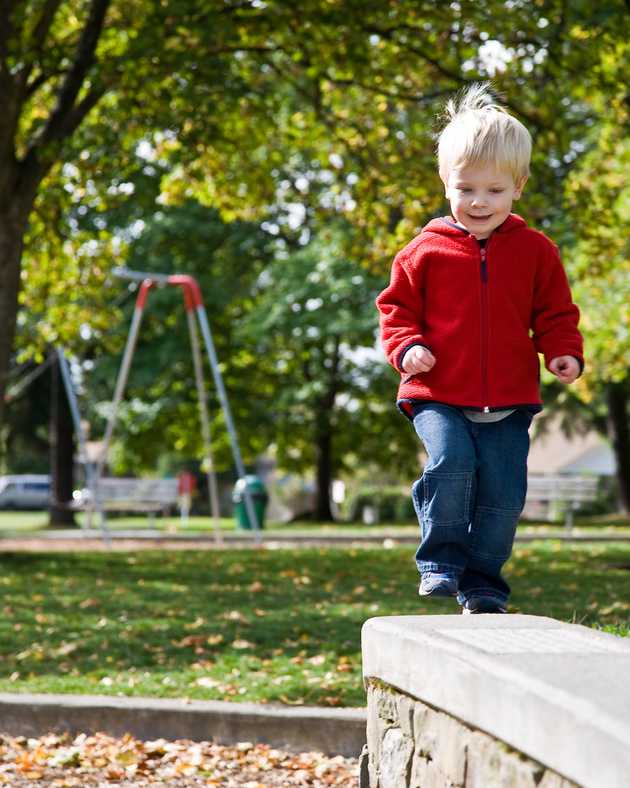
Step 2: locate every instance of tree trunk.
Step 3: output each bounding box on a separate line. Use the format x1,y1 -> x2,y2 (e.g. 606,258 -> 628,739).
606,380 -> 630,514
314,424 -> 334,521
0,208 -> 30,431
49,353 -> 77,526
312,337 -> 341,522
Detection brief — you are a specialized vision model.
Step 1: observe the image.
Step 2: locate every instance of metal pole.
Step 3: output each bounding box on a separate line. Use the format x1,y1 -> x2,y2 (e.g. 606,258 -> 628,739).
113,266 -> 171,284
56,348 -> 91,484
92,280 -> 151,538
56,347 -> 111,544
5,356 -> 55,403
185,308 -> 223,545
195,304 -> 262,542
112,269 -> 261,542
95,288 -> 150,480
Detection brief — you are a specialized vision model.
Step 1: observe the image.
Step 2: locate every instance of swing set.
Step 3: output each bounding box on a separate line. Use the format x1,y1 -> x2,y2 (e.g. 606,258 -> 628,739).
31,267 -> 262,544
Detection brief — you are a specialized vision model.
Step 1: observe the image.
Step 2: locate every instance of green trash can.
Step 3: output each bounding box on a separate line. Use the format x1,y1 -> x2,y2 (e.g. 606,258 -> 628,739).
232,475 -> 268,530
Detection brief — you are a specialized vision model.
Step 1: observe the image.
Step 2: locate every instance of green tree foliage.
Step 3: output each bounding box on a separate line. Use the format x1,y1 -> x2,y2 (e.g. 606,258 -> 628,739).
561,32 -> 630,510
84,198 -> 274,475
238,226 -> 417,520
3,0 -> 629,512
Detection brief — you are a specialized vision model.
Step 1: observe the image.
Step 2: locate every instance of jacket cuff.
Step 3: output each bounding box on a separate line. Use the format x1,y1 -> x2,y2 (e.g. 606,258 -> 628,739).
572,356 -> 585,377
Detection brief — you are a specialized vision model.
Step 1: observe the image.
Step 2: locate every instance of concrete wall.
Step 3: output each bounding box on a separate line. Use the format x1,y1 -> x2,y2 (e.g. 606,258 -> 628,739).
363,680 -> 575,788
362,615 -> 630,788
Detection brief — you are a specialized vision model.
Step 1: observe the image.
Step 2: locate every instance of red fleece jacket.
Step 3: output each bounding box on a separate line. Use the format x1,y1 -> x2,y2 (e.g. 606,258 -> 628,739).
375,214 -> 584,419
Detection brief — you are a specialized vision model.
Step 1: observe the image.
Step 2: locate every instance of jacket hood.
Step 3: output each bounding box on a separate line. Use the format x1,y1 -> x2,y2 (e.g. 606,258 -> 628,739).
422,213 -> 528,238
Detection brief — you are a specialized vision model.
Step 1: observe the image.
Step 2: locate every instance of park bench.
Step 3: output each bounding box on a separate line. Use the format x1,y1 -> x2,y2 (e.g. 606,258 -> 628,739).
74,477 -> 179,527
525,473 -> 600,529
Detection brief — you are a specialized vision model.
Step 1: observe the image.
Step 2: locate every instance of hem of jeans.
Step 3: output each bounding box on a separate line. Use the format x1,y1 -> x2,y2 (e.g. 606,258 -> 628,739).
417,563 -> 462,575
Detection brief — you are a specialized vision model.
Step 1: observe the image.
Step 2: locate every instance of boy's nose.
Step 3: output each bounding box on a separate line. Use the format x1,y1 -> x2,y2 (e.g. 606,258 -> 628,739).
471,195 -> 487,207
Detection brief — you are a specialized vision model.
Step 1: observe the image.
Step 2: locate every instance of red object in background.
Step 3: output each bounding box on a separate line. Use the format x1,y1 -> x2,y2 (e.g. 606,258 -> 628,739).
178,471 -> 197,496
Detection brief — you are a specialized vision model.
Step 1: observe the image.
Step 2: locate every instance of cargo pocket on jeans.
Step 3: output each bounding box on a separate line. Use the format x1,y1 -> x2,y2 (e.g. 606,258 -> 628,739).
422,470 -> 473,526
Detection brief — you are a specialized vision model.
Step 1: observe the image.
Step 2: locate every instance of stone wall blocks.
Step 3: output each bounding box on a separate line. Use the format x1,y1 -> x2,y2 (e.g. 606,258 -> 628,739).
366,678 -> 577,788
375,687 -> 398,725
396,693 -> 415,739
380,727 -> 414,788
362,615 -> 630,786
537,770 -> 577,788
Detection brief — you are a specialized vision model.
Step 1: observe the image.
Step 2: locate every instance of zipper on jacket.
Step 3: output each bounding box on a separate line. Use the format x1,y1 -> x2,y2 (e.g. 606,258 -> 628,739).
479,244 -> 490,411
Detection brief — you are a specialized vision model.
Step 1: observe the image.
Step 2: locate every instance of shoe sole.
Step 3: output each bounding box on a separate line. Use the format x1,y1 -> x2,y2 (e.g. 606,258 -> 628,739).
419,585 -> 458,598
462,607 -> 507,614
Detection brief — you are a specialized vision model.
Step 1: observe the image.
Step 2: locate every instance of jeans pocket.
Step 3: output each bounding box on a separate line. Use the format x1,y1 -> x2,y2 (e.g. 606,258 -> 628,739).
422,470 -> 473,526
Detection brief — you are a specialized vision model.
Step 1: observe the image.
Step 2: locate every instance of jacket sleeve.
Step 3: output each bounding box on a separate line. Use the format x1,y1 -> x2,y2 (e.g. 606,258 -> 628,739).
375,249 -> 431,372
531,242 -> 584,374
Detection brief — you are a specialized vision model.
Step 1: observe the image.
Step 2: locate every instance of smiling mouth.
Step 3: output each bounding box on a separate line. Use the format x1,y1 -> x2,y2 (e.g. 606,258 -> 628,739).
468,214 -> 492,221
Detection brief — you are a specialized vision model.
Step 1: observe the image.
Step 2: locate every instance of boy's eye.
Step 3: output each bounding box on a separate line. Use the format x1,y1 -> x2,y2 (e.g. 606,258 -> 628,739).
490,189 -> 505,193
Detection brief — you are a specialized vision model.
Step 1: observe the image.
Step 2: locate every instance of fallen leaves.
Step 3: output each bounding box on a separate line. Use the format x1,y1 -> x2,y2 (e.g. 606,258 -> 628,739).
0,731 -> 358,786
232,639 -> 256,650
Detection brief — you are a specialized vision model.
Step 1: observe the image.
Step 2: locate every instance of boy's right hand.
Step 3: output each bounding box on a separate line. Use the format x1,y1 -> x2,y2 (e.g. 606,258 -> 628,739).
402,346 -> 436,374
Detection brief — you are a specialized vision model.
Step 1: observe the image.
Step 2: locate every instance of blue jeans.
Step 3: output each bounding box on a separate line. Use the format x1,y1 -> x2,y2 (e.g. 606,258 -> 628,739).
411,403 -> 532,604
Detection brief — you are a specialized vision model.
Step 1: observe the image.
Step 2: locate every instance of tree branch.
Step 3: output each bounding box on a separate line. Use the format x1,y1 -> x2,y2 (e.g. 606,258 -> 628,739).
323,74 -> 451,105
36,0 -> 110,146
52,84 -> 106,139
31,0 -> 63,51
0,0 -> 14,63
359,21 -> 551,130
16,0 -> 64,95
205,44 -> 279,56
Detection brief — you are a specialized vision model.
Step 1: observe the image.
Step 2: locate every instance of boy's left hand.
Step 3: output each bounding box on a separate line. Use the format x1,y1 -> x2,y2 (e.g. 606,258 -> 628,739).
549,356 -> 580,384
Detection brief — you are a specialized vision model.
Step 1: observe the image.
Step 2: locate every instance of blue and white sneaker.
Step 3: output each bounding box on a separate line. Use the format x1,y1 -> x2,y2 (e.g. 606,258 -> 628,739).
418,573 -> 458,598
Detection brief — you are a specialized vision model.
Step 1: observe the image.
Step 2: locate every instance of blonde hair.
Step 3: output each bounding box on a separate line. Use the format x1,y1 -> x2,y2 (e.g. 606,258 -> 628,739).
437,83 -> 531,183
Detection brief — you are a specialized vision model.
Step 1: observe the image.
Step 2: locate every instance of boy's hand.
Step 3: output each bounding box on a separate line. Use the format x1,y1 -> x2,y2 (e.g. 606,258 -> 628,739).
402,346 -> 436,374
549,355 -> 580,384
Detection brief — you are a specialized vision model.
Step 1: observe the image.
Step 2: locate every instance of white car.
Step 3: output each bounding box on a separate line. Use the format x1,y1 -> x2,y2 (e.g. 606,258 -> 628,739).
0,475 -> 51,509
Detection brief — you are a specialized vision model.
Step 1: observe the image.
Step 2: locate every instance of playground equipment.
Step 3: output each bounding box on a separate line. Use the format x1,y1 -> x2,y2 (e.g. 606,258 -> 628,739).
50,268 -> 262,544
84,267 -> 262,543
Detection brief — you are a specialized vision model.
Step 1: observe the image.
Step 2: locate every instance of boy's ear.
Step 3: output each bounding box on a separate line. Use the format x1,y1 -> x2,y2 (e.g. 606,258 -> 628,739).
514,175 -> 528,199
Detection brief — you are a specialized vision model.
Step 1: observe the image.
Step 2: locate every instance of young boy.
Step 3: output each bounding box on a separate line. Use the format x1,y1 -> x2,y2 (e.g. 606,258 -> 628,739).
375,84 -> 584,614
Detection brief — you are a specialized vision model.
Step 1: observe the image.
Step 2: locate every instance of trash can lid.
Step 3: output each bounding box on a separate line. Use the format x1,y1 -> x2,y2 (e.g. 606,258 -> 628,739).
233,474 -> 267,493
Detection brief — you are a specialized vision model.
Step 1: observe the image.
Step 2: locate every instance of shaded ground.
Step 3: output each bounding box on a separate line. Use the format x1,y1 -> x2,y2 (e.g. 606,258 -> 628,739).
0,731 -> 358,786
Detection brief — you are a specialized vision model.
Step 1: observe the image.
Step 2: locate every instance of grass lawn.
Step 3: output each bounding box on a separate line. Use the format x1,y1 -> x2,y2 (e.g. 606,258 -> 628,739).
0,540 -> 629,708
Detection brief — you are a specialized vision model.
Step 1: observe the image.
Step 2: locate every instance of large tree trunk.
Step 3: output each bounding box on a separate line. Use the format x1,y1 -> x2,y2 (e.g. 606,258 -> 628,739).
606,380 -> 630,514
314,424 -> 334,522
0,0 -> 110,426
49,353 -> 77,526
312,337 -> 341,522
0,204 -> 32,431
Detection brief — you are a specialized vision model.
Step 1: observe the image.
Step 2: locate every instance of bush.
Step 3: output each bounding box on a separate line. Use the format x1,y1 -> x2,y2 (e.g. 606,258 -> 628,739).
347,486 -> 416,523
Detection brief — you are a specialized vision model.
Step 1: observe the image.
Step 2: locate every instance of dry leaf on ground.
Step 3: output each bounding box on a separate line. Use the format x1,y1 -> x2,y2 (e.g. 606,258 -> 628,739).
0,731 -> 359,786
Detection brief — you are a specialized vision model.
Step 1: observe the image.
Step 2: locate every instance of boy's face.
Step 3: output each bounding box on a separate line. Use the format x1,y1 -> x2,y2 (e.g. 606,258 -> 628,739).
443,163 -> 527,239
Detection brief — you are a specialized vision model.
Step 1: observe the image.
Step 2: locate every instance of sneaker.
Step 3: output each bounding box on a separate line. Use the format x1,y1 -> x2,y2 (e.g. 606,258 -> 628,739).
461,596 -> 507,614
418,574 -> 458,598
